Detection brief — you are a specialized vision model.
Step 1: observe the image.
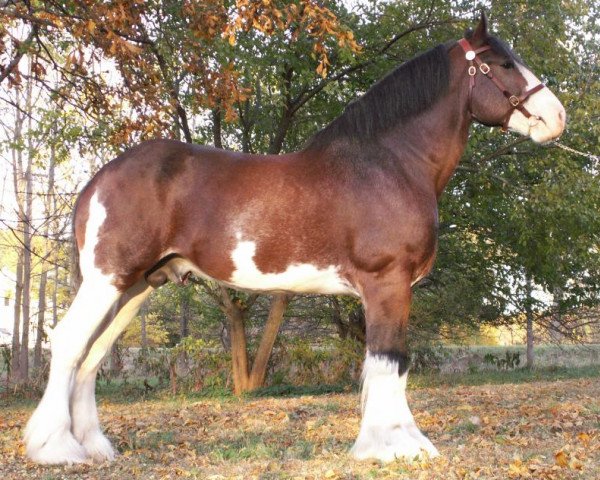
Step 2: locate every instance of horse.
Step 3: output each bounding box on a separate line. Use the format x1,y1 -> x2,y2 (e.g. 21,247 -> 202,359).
24,13 -> 565,464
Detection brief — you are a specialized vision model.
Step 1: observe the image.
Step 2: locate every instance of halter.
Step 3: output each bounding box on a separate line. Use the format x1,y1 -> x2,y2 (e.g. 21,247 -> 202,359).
458,38 -> 546,131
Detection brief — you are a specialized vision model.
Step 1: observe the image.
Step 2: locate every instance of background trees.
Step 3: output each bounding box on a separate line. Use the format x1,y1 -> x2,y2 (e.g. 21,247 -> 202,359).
1,0 -> 597,390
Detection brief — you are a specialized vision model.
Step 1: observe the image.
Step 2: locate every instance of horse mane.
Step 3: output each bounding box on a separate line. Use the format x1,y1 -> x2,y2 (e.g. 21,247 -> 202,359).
486,36 -> 525,65
306,43 -> 451,149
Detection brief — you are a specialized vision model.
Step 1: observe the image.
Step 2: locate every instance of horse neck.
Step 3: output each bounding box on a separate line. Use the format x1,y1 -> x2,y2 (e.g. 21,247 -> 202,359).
380,67 -> 472,197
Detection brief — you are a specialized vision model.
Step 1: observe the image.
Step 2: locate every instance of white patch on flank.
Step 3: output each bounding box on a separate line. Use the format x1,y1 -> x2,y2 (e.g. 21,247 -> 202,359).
229,236 -> 358,295
506,64 -> 566,143
351,351 -> 439,462
25,191 -> 121,464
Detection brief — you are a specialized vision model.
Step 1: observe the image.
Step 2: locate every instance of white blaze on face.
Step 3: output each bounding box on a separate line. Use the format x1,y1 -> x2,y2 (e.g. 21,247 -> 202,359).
229,234 -> 357,295
506,64 -> 566,143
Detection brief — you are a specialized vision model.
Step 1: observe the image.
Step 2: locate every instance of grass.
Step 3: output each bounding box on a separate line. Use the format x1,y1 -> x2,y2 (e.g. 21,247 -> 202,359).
2,364 -> 597,410
410,364 -> 600,388
1,367 -> 599,479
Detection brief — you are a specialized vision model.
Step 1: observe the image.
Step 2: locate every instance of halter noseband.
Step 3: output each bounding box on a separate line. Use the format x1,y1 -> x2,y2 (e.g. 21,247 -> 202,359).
458,38 -> 546,131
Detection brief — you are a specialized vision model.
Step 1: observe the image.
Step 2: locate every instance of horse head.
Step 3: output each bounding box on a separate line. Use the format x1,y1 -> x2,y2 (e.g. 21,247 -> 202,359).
459,12 -> 566,143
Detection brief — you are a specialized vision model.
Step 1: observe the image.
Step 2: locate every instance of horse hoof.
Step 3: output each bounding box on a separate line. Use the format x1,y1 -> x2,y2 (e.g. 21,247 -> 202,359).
81,431 -> 116,462
25,430 -> 89,465
351,426 -> 439,463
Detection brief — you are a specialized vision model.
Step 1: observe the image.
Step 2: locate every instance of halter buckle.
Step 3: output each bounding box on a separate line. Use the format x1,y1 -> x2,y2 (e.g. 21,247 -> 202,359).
509,95 -> 520,107
479,63 -> 490,75
468,65 -> 477,76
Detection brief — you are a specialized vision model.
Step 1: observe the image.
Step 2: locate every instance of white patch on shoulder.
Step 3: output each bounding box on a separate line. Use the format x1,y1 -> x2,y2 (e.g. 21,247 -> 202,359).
229,236 -> 357,295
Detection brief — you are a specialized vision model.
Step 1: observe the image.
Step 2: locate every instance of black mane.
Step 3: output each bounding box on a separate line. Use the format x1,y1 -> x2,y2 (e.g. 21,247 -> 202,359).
307,44 -> 450,148
486,35 -> 525,65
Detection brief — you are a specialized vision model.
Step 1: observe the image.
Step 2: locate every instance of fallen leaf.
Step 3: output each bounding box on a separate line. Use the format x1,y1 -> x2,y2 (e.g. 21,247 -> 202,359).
554,450 -> 569,467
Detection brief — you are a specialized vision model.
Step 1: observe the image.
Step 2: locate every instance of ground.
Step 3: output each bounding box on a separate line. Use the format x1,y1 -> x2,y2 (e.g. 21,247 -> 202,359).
0,377 -> 598,479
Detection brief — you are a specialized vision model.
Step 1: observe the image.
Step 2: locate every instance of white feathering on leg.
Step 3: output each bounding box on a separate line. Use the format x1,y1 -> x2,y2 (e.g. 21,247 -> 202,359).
71,280 -> 153,462
351,351 -> 438,462
24,192 -> 120,464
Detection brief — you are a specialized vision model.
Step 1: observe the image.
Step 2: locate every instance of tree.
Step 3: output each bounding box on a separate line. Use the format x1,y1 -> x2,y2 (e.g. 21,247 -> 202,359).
1,0 -> 597,391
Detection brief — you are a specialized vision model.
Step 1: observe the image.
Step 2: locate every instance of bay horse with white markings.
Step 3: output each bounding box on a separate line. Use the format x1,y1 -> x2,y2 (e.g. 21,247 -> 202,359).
25,13 -> 565,464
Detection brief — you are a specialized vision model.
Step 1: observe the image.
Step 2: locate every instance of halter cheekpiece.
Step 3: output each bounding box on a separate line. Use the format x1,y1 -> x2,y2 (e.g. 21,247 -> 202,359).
458,38 -> 546,131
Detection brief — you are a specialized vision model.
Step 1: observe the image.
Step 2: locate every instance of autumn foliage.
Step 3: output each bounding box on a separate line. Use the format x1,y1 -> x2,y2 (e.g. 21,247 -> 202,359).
0,0 -> 360,145
1,377 -> 598,478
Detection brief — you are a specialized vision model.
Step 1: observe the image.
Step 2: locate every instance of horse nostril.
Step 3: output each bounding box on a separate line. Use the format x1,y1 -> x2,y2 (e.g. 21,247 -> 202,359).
558,109 -> 566,123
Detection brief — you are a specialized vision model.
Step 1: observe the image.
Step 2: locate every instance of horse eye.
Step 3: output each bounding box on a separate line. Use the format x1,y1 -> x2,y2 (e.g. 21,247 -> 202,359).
502,61 -> 515,69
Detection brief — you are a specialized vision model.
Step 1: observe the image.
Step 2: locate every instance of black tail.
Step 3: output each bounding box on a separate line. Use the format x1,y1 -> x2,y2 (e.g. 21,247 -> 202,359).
69,219 -> 82,299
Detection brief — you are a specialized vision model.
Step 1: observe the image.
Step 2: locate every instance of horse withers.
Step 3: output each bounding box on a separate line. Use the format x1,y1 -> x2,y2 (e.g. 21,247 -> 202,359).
25,13 -> 565,464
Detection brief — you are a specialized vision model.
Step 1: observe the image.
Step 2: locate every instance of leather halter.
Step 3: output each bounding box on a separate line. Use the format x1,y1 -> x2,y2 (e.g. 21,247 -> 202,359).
458,38 -> 546,131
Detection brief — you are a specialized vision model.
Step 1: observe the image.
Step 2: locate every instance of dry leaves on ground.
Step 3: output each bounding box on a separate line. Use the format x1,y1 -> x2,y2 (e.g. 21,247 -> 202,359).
0,378 -> 598,479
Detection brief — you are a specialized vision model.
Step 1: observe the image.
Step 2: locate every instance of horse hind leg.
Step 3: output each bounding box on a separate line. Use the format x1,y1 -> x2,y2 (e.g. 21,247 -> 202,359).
70,279 -> 153,462
351,274 -> 438,462
24,276 -> 120,464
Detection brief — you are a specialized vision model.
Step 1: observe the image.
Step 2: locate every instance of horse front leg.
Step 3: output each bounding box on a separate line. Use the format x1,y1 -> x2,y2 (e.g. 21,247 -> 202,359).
351,274 -> 438,462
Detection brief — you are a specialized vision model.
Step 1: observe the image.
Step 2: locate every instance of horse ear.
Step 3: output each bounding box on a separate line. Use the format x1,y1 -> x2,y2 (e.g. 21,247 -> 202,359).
470,11 -> 489,43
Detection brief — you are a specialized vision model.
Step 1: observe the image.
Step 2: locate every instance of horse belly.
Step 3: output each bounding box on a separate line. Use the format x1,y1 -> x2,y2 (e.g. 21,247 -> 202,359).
155,236 -> 357,295
228,237 -> 357,294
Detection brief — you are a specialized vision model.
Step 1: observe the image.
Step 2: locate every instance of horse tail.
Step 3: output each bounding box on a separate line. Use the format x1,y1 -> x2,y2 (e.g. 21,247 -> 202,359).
69,198 -> 83,298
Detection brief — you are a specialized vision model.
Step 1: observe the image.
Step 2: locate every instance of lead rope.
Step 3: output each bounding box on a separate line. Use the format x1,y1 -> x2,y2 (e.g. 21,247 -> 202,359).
549,141 -> 599,162
549,141 -> 599,174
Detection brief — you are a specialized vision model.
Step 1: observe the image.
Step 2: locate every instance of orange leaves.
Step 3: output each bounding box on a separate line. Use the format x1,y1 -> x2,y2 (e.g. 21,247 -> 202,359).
183,0 -> 228,40
508,457 -> 530,477
86,19 -> 97,35
554,449 -> 569,467
576,431 -> 591,445
2,378 -> 600,478
223,0 -> 360,78
2,0 -> 363,147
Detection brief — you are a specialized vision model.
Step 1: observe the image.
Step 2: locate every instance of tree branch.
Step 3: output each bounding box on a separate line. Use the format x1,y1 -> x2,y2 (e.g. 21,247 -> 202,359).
0,25 -> 37,85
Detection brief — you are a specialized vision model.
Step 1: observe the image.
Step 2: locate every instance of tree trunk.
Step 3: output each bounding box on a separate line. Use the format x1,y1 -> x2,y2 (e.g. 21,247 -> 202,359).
10,254 -> 23,383
17,76 -> 35,383
329,297 -> 348,339
348,305 -> 366,342
110,342 -> 121,375
525,277 -> 534,368
51,162 -> 60,328
51,260 -> 59,327
212,108 -> 223,149
180,293 -> 190,338
140,306 -> 148,350
247,294 -> 289,390
18,195 -> 32,381
220,287 -> 250,394
33,269 -> 48,370
34,142 -> 56,370
526,310 -> 534,368
267,65 -> 294,155
9,87 -> 25,384
550,285 -> 564,341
